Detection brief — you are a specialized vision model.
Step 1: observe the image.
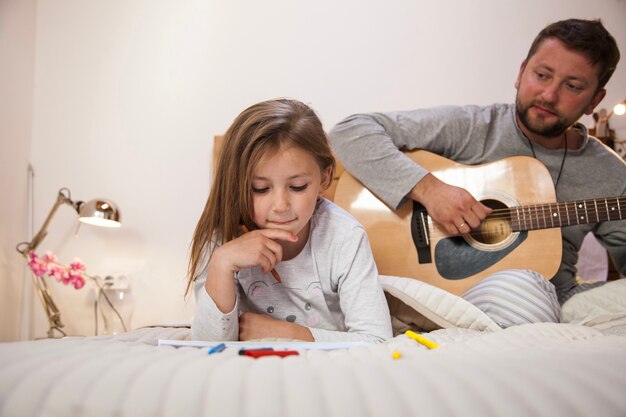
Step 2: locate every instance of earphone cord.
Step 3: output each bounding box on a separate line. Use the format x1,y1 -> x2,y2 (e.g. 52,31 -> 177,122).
527,133 -> 568,190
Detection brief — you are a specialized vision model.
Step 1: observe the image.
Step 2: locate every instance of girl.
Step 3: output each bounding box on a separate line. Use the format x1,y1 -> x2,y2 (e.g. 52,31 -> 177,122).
186,98 -> 392,342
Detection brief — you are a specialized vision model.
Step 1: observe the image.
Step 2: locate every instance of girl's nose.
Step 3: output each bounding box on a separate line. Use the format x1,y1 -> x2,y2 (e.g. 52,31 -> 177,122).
272,191 -> 290,211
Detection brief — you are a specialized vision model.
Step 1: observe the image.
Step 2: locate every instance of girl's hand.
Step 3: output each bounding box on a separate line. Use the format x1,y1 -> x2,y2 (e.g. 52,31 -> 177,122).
205,229 -> 296,314
239,312 -> 313,341
213,228 -> 297,275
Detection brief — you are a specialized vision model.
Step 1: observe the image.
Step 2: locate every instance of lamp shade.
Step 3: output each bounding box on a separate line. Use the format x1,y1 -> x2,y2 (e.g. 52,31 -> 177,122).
78,198 -> 122,228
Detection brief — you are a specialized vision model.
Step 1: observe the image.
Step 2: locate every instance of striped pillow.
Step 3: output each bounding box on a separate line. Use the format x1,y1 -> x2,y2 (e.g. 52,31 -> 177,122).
461,269 -> 561,328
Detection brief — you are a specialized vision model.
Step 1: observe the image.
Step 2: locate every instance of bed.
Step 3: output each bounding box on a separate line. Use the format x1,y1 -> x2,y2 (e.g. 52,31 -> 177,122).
1,275 -> 626,417
4,136 -> 624,417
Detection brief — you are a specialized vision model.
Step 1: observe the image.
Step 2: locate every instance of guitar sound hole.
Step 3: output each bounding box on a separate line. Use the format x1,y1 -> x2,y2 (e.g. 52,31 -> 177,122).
472,199 -> 512,246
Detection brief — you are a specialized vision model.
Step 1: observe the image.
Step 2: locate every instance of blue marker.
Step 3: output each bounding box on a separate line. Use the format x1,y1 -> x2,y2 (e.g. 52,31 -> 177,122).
208,343 -> 226,355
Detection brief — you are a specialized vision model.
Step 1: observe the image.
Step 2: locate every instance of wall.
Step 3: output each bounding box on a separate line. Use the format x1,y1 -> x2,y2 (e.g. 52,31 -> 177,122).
13,0 -> 626,338
0,0 -> 37,341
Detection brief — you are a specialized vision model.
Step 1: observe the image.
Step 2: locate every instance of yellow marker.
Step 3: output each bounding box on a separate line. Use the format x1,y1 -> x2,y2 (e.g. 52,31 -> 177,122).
392,351 -> 401,360
405,330 -> 439,349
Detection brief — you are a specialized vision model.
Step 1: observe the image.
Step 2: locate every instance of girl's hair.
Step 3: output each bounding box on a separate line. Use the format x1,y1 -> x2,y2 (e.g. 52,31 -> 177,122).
185,98 -> 336,295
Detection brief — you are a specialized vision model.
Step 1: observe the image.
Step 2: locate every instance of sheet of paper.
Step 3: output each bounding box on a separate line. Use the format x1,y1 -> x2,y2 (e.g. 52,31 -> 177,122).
157,339 -> 370,350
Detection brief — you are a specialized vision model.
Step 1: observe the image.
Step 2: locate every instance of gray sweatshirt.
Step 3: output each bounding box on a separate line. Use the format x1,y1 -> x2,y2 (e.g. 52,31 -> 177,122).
329,103 -> 626,298
192,198 -> 393,342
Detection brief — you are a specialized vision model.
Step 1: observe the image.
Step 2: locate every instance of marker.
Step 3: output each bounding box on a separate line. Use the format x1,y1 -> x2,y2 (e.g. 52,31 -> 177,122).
240,348 -> 299,358
405,330 -> 439,349
238,347 -> 273,355
241,225 -> 282,283
208,343 -> 226,355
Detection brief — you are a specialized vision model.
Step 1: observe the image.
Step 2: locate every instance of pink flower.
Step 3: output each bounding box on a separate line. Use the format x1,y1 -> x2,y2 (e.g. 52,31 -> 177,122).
27,252 -> 47,277
42,251 -> 57,264
72,275 -> 86,290
61,269 -> 72,285
47,264 -> 65,281
70,258 -> 86,272
26,251 -> 89,291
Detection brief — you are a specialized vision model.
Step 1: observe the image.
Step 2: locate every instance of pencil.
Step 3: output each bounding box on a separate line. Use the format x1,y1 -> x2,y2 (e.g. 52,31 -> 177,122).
241,225 -> 282,283
405,330 -> 439,349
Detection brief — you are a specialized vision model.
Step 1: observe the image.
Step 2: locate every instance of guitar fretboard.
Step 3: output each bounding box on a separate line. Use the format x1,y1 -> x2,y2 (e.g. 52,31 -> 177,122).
508,196 -> 625,231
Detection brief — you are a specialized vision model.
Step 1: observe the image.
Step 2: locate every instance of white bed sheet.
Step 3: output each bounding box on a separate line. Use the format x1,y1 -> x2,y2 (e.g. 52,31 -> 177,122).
2,323 -> 625,417
1,276 -> 626,417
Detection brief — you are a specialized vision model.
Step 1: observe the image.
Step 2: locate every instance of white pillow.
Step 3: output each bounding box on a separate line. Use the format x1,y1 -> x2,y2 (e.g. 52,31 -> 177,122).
380,275 -> 501,335
562,278 -> 626,330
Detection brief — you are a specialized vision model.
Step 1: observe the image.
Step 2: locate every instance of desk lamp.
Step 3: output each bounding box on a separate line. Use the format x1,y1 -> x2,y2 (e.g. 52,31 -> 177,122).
16,187 -> 121,338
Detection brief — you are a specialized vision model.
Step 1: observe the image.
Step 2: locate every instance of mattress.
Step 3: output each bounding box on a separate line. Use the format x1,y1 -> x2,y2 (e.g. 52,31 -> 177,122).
1,276 -> 625,417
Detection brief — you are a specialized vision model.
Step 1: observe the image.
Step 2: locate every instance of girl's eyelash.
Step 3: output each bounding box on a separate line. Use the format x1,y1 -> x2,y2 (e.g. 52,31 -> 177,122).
251,184 -> 309,193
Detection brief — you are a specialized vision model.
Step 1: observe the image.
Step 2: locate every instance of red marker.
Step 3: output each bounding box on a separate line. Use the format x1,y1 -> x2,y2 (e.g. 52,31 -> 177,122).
240,349 -> 299,358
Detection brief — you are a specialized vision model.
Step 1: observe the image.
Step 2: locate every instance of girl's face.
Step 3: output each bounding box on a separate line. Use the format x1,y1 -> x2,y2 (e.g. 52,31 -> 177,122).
251,144 -> 331,243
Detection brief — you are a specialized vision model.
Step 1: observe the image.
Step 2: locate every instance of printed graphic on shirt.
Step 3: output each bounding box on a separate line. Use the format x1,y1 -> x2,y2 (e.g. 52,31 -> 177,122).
245,280 -> 324,327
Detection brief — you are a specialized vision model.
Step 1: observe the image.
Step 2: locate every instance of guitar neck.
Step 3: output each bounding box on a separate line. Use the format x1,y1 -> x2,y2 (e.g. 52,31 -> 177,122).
508,196 -> 626,231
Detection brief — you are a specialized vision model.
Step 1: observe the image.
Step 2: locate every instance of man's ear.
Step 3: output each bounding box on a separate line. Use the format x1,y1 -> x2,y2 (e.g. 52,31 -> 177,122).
584,88 -> 606,115
320,165 -> 333,193
514,60 -> 527,89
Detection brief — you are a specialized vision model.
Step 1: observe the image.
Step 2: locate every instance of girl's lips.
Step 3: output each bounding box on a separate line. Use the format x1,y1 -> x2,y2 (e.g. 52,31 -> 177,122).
268,219 -> 296,225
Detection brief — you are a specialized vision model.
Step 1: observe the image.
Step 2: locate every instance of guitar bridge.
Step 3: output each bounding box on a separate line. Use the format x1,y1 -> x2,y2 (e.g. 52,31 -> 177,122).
411,202 -> 432,264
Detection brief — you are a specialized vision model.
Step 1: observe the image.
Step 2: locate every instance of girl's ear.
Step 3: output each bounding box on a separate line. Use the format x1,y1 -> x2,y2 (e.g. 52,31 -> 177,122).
319,165 -> 333,193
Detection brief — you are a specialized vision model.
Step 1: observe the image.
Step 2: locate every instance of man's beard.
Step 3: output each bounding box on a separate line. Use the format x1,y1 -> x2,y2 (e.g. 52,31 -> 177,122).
515,96 -> 570,138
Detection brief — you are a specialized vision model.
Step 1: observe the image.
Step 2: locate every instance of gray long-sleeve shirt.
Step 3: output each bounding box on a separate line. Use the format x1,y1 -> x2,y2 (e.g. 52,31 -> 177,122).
192,198 -> 393,342
329,103 -> 626,297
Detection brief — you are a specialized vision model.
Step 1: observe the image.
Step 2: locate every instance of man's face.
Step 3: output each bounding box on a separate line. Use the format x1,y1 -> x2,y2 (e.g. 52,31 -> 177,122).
514,38 -> 606,144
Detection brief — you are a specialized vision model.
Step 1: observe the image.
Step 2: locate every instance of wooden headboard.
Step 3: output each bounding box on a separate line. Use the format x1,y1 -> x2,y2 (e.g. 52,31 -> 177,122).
213,135 -> 344,201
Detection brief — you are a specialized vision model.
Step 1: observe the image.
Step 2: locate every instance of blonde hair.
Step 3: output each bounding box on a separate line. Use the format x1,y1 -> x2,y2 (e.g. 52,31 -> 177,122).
185,98 -> 335,295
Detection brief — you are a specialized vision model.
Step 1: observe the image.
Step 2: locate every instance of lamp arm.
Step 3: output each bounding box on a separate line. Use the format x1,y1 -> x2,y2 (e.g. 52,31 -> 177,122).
16,188 -> 79,256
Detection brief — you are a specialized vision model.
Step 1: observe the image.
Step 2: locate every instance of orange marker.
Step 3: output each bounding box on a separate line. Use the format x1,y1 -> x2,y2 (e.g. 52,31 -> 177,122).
241,225 -> 282,283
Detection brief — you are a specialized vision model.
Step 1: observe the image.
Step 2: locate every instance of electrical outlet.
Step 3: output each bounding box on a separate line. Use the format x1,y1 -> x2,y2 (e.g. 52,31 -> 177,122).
101,274 -> 130,290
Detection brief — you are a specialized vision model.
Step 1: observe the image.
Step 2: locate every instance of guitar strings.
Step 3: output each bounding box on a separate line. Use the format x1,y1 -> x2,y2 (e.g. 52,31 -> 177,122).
446,128 -> 619,234
479,196 -> 625,219
423,196 -> 625,239
444,205 -> 622,225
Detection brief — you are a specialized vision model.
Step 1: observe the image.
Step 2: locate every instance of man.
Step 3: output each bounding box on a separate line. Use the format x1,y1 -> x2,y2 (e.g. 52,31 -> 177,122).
329,19 -> 625,328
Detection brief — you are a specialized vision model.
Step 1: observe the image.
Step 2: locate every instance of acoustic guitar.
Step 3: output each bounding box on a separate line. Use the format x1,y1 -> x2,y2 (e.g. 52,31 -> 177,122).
333,150 -> 625,295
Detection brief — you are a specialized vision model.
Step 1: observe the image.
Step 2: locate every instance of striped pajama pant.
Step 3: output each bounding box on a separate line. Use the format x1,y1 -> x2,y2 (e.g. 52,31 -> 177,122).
461,269 -> 562,328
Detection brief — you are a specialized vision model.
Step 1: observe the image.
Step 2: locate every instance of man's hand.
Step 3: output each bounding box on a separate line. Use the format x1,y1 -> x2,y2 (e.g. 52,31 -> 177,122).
408,173 -> 492,235
239,312 -> 314,341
